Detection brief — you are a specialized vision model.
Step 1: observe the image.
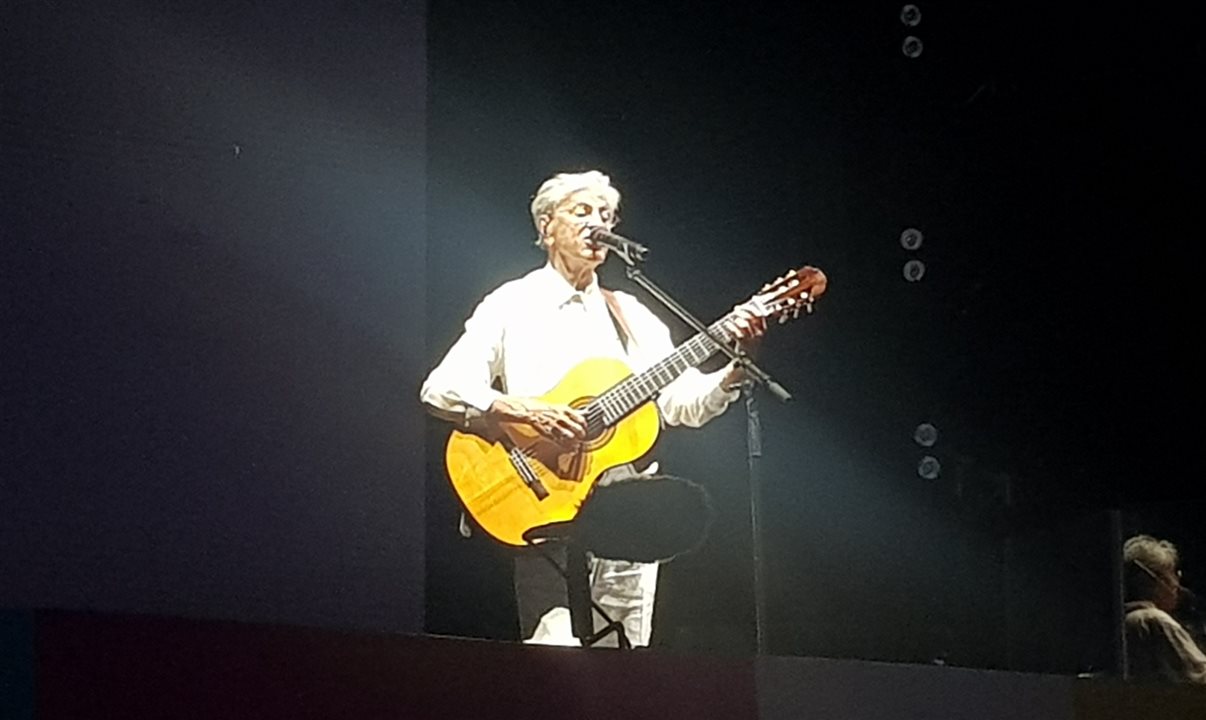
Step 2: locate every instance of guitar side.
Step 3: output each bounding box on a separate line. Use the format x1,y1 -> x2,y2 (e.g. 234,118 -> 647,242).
445,357 -> 661,546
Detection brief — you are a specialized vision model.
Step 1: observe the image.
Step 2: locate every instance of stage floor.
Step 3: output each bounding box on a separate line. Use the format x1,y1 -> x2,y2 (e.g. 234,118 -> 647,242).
2,610 -> 1201,719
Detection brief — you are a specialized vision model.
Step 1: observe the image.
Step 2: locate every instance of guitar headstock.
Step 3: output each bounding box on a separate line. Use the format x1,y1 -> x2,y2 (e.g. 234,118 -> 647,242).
748,265 -> 828,324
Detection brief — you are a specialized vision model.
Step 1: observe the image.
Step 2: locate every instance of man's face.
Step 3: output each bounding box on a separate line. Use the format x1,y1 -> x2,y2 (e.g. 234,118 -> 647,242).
1155,566 -> 1184,612
539,188 -> 617,272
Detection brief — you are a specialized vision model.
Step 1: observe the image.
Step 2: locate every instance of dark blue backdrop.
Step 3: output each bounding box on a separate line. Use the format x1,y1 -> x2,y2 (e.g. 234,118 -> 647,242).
1,0 -> 427,634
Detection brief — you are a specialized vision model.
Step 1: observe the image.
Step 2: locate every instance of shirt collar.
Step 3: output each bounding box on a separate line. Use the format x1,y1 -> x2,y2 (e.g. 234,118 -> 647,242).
533,262 -> 601,307
1125,600 -> 1157,612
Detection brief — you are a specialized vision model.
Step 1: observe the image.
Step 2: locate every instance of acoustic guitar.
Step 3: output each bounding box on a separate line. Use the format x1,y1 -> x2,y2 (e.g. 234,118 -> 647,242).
444,265 -> 827,546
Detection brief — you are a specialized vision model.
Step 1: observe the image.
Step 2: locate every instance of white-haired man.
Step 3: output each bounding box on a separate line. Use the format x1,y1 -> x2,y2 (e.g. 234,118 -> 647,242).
420,170 -> 761,647
1123,534 -> 1206,684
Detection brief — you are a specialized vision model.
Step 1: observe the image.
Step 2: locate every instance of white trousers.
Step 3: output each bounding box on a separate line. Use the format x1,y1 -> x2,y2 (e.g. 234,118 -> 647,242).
523,557 -> 660,647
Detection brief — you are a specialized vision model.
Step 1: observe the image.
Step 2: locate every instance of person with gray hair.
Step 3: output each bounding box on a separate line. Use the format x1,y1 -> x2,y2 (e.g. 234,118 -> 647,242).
528,170 -> 621,248
421,170 -> 764,647
1123,534 -> 1206,684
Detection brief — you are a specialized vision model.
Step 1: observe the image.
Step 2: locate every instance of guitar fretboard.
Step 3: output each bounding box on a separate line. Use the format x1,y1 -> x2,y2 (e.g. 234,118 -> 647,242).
586,315 -> 739,430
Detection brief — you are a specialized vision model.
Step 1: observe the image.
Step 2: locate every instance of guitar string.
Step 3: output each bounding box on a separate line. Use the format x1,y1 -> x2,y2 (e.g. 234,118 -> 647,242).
506,315 -> 738,490
478,291 -> 802,511
486,288 -> 809,505
597,317 -> 736,417
498,311 -> 766,504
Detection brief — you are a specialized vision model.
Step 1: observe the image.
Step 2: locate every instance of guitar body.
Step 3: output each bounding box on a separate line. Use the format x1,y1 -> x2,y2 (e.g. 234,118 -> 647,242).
445,357 -> 661,546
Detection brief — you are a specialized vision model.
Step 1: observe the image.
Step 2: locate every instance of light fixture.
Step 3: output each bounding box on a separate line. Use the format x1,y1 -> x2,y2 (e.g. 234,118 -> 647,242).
917,455 -> 941,480
913,423 -> 938,447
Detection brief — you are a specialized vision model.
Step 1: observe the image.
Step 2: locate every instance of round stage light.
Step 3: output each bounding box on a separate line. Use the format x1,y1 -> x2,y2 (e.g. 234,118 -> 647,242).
913,423 -> 938,447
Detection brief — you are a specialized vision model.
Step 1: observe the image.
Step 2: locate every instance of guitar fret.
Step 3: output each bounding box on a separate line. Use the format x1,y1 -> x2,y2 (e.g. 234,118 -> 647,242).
593,318 -> 737,426
601,393 -> 619,424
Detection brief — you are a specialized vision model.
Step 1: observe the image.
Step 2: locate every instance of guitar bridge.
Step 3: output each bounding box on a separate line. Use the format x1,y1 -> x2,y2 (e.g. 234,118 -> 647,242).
506,444 -> 549,500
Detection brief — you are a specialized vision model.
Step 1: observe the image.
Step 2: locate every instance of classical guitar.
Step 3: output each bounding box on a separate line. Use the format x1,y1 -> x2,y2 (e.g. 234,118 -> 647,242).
444,265 -> 827,546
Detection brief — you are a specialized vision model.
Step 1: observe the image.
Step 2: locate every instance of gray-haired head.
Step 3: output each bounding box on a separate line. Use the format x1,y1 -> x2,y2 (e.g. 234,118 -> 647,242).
529,170 -> 621,245
1124,534 -> 1181,605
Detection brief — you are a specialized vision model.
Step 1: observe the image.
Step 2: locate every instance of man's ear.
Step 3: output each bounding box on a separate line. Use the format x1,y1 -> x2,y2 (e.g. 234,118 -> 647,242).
537,215 -> 551,243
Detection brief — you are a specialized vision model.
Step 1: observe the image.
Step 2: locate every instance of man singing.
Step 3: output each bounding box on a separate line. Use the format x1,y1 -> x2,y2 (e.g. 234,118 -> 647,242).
420,170 -> 763,647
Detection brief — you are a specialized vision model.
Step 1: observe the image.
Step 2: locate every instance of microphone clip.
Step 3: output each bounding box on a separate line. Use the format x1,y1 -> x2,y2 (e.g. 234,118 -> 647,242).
589,226 -> 649,263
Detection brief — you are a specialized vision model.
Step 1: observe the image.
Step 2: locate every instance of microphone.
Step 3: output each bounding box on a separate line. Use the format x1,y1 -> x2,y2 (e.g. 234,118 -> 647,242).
588,226 -> 649,260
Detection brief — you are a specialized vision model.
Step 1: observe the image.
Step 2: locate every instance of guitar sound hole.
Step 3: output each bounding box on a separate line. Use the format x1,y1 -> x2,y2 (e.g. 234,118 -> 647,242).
571,396 -> 612,449
583,425 -> 613,450
584,422 -> 606,442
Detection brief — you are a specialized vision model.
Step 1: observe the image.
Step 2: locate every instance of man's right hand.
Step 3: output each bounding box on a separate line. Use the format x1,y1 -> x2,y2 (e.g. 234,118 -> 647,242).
487,396 -> 588,445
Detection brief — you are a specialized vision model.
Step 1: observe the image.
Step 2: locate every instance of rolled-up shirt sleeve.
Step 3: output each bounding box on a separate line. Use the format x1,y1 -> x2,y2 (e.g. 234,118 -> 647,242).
419,291 -> 506,423
658,365 -> 741,427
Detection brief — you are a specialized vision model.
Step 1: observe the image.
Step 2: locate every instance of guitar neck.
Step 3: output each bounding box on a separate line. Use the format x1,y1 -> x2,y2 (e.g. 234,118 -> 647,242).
589,316 -> 738,427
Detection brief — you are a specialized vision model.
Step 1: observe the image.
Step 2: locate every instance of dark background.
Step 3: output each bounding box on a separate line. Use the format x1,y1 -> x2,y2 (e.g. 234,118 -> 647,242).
424,0 -> 1203,672
2,0 -> 1201,675
2,1 -> 427,633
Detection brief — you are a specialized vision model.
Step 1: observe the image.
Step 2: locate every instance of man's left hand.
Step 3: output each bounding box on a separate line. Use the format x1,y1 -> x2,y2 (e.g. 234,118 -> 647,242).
720,303 -> 766,390
728,302 -> 766,341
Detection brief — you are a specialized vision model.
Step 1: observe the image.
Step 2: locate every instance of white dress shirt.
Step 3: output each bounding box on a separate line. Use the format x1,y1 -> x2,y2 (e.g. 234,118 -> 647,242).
420,263 -> 739,427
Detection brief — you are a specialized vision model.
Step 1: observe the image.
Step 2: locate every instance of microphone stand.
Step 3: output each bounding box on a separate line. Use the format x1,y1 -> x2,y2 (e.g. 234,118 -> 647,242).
609,244 -> 790,655
741,378 -> 770,655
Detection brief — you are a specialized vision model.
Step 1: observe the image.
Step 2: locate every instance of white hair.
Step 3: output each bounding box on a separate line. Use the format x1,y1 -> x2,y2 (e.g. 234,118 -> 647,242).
528,170 -> 621,238
1124,534 -> 1179,579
